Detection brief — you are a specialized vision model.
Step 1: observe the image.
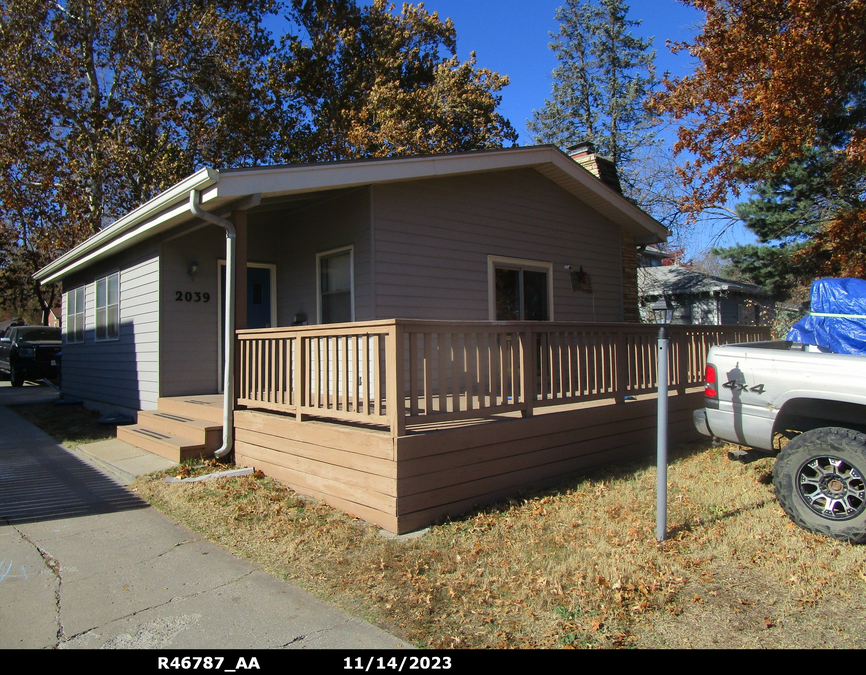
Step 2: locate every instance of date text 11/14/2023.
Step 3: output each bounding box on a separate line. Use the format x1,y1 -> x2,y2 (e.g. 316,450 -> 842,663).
344,657 -> 452,671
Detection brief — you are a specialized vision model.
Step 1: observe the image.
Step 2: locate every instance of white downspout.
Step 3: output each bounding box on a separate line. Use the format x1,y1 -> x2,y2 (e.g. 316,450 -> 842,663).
189,190 -> 236,458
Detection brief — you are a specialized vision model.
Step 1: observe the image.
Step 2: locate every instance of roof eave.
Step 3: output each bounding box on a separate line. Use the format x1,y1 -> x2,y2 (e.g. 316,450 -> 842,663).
36,146 -> 669,284
35,167 -> 219,284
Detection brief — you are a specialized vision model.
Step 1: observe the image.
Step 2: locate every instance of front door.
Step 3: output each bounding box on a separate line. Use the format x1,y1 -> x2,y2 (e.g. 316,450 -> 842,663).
220,263 -> 275,330
219,263 -> 275,390
245,266 -> 273,329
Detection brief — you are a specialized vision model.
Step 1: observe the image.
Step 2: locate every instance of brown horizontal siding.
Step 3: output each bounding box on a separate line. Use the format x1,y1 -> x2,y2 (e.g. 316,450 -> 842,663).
233,409 -> 397,531
234,409 -> 394,460
391,393 -> 703,533
235,446 -> 398,532
234,392 -> 703,535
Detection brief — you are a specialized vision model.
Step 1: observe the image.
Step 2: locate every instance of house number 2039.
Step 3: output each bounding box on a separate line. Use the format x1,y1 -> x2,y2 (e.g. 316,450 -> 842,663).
175,291 -> 210,302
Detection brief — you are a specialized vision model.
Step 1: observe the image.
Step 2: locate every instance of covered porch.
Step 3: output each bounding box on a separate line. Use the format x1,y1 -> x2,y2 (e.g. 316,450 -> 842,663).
230,320 -> 769,533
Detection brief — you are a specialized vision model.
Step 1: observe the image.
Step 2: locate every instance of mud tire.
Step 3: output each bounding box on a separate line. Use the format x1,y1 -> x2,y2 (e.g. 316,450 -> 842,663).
773,427 -> 866,544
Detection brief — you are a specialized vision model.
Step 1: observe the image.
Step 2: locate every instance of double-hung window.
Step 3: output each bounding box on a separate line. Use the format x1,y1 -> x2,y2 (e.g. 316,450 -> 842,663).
65,286 -> 85,343
95,272 -> 119,340
318,247 -> 353,324
488,256 -> 553,321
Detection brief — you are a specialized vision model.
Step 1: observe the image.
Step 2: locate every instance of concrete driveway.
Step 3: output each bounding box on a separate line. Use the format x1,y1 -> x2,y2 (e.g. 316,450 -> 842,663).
0,381 -> 410,649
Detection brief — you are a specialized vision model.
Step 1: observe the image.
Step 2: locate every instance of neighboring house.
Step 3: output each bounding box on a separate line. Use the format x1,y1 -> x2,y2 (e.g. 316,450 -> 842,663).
638,262 -> 775,326
34,144 -> 769,533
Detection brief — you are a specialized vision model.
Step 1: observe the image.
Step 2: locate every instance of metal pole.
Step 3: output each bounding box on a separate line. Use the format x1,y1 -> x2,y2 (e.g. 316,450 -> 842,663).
657,325 -> 669,542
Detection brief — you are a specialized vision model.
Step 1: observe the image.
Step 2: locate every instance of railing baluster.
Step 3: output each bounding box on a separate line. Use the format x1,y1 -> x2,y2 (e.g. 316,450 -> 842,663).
234,322 -> 769,428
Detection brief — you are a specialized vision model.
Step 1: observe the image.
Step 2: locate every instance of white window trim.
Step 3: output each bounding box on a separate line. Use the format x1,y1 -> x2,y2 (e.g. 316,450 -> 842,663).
65,285 -> 85,344
316,245 -> 355,324
94,272 -> 120,342
487,255 -> 555,321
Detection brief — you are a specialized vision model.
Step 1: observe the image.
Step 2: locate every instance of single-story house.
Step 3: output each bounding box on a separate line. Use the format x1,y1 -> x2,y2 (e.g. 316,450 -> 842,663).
35,144 -> 768,532
637,262 -> 775,326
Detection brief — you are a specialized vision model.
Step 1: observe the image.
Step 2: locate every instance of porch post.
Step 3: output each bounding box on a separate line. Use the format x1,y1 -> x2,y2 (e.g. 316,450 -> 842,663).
614,329 -> 627,403
520,327 -> 535,418
387,321 -> 406,438
674,328 -> 688,395
233,209 -> 249,331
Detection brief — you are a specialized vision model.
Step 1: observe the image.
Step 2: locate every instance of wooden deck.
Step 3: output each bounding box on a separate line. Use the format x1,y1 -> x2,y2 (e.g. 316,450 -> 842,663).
230,320 -> 770,533
234,387 -> 703,533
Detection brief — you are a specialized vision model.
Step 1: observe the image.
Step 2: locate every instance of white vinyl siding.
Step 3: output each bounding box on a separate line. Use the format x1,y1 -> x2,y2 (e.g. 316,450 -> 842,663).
61,251 -> 160,412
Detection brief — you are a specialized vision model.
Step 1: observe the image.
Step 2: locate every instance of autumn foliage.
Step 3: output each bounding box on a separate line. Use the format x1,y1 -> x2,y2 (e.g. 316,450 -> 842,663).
0,0 -> 516,321
654,0 -> 866,279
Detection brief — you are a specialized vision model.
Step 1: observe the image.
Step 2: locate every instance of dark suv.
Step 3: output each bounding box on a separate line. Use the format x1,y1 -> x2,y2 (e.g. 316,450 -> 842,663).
0,326 -> 62,387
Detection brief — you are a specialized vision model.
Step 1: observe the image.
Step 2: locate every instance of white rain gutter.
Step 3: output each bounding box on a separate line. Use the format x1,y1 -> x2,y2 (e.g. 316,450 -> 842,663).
188,189 -> 237,459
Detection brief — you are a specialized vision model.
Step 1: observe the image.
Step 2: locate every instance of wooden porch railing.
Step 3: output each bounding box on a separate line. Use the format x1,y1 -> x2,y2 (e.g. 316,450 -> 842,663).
236,320 -> 770,437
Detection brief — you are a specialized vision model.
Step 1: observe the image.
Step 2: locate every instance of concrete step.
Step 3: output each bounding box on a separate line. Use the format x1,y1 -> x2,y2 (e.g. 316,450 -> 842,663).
116,425 -> 208,463
136,410 -> 222,449
156,396 -> 225,424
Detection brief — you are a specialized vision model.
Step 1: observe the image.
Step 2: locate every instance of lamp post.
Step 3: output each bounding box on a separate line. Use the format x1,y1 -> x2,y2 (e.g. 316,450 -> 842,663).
651,296 -> 673,542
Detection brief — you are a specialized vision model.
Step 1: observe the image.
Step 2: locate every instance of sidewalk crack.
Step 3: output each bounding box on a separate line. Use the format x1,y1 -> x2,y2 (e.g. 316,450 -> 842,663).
14,526 -> 65,646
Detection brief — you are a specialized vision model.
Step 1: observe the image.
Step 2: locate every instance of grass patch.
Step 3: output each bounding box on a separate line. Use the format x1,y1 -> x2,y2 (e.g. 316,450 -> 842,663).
130,439 -> 866,649
12,400 -> 116,446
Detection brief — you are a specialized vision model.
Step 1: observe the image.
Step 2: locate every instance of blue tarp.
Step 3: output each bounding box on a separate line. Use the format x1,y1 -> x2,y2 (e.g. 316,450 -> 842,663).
787,278 -> 866,355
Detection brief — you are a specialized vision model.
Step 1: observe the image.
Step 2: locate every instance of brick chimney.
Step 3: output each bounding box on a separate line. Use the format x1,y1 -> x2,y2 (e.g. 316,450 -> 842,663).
566,141 -> 623,194
567,142 -> 640,321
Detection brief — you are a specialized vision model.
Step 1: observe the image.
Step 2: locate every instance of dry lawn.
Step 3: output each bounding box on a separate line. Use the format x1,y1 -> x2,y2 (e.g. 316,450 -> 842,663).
132,441 -> 866,649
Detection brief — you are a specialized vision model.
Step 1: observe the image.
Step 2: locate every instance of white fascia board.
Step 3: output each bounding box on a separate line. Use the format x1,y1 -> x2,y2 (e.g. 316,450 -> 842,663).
35,167 -> 219,283
39,201 -> 192,284
212,147 -> 554,200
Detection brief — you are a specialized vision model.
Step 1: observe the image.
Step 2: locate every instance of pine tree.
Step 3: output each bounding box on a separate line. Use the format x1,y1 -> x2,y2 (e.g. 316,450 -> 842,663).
714,144 -> 866,298
528,0 -> 657,171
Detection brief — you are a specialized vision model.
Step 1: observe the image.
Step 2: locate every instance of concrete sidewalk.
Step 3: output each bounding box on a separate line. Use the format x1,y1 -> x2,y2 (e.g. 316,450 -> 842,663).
0,384 -> 410,650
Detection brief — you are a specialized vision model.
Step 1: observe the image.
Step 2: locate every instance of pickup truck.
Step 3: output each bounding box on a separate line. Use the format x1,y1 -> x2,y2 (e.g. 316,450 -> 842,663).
694,340 -> 866,544
0,325 -> 62,387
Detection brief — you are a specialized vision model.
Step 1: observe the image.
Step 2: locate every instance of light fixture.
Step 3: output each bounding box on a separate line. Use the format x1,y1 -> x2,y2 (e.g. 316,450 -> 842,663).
188,261 -> 199,279
651,295 -> 673,324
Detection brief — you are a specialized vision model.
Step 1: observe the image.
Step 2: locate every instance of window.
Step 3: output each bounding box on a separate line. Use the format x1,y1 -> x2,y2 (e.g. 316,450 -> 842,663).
95,272 -> 119,340
65,286 -> 85,343
488,256 -> 553,321
318,247 -> 353,324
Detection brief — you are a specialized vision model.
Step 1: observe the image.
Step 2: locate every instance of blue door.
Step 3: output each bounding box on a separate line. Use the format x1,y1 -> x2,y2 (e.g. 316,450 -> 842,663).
220,264 -> 273,329
246,266 -> 272,329
219,265 -> 274,390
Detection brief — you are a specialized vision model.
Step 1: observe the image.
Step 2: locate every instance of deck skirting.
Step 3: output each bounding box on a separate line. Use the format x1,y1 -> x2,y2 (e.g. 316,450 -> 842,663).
233,391 -> 704,534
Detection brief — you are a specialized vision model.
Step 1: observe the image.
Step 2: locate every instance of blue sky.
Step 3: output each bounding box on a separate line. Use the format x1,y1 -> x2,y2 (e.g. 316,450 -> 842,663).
424,0 -> 703,144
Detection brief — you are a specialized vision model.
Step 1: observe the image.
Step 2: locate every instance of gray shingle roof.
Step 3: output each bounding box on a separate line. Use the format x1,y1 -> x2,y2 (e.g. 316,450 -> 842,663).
637,264 -> 770,298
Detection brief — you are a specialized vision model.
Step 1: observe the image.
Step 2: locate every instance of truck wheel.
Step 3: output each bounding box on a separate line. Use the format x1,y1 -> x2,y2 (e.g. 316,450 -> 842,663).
773,427 -> 866,544
10,365 -> 24,387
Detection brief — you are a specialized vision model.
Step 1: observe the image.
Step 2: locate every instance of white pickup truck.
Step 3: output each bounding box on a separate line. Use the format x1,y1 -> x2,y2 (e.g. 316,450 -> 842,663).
694,340 -> 866,543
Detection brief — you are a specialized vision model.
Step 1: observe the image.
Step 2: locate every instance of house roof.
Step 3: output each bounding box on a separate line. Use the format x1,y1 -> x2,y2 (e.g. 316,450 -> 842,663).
35,145 -> 669,284
638,264 -> 770,298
